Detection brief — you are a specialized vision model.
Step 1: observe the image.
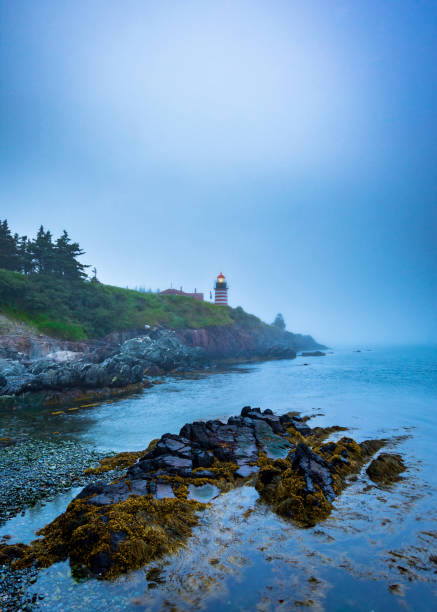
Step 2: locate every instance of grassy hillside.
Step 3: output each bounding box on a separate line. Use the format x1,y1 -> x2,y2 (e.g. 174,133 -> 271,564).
0,269 -> 264,340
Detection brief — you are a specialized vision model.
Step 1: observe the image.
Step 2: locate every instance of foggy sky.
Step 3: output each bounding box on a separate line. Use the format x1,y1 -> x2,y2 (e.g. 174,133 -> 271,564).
1,0 -> 436,345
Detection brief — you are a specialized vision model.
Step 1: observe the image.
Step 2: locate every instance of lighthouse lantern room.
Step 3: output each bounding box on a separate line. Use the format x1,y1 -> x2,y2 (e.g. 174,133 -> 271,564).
214,272 -> 228,305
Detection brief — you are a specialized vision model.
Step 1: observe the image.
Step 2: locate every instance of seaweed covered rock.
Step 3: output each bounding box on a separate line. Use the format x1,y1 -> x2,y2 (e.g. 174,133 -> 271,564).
366,453 -> 406,484
3,496 -> 203,578
0,407 -> 389,578
256,436 -> 387,526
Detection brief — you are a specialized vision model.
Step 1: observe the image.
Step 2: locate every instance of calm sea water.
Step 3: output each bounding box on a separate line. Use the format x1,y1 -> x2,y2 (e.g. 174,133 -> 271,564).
2,346 -> 437,610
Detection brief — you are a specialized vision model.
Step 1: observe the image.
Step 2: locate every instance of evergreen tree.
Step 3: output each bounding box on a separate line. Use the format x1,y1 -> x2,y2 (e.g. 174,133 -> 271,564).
32,226 -> 56,274
0,220 -> 20,270
17,235 -> 35,275
55,230 -> 89,279
0,221 -> 90,280
272,313 -> 286,330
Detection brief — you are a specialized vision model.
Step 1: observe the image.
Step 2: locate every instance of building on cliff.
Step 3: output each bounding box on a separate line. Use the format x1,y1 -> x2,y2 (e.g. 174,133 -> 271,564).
160,288 -> 204,301
214,273 -> 228,305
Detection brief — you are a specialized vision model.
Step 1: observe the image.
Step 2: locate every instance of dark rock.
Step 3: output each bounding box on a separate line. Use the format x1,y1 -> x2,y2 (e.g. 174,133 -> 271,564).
89,551 -> 112,575
360,439 -> 386,458
213,446 -> 235,462
128,453 -> 193,480
241,405 -> 254,417
258,465 -> 282,485
179,423 -> 193,439
87,481 -> 132,506
190,422 -> 211,449
319,442 -> 336,456
75,481 -> 107,500
193,450 -> 214,468
128,480 -> 149,496
127,463 -> 150,480
0,406 -> 388,581
0,328 -> 205,398
153,435 -> 192,459
0,315 -> 325,403
366,453 -> 406,484
292,442 -> 336,501
280,413 -> 312,436
191,469 -> 219,479
153,455 -> 192,476
110,531 -> 127,550
175,326 -> 322,361
301,351 -> 326,357
154,483 -> 175,499
247,410 -> 284,434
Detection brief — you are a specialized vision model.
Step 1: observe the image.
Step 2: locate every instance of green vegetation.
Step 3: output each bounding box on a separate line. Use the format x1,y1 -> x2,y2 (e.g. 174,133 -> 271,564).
0,269 -> 239,339
0,219 -> 272,341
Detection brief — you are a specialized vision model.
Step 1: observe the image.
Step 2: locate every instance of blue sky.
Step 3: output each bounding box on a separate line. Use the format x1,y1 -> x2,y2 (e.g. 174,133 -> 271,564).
1,0 -> 436,344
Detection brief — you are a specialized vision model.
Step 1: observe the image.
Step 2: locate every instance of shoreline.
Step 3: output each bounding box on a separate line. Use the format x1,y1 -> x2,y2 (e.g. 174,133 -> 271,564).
0,348 -> 435,611
0,323 -> 325,410
0,353 -> 303,410
0,439 -> 133,611
1,406 -> 393,578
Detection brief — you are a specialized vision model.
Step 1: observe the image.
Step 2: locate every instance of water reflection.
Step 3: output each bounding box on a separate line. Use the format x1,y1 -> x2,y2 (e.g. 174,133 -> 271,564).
0,488 -> 82,544
2,347 -> 437,610
29,477 -> 437,611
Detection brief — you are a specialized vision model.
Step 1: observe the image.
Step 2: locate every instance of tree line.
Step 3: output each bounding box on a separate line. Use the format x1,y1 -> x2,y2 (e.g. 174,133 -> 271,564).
0,219 -> 89,280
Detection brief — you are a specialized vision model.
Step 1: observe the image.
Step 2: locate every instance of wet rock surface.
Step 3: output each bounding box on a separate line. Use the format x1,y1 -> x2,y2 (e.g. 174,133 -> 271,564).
0,317 -> 327,409
0,407 -> 390,580
0,438 -> 130,610
0,327 -> 205,402
366,452 -> 406,483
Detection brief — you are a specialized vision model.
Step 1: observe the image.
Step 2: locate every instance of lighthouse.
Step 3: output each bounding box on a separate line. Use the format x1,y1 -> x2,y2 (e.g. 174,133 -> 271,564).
214,272 -> 228,305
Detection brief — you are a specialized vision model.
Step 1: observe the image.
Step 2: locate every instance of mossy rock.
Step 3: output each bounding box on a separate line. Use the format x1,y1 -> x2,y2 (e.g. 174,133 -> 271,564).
366,453 -> 406,484
0,407 -> 391,578
9,495 -> 204,579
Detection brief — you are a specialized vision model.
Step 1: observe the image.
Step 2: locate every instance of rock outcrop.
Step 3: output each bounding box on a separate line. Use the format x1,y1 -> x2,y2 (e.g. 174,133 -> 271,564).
0,407 -> 389,579
366,453 -> 406,484
0,328 -> 204,400
0,316 -> 326,403
175,326 -> 324,360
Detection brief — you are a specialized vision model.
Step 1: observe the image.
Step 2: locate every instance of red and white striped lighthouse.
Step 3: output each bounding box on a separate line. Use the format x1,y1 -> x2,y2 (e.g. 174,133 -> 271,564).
214,272 -> 228,305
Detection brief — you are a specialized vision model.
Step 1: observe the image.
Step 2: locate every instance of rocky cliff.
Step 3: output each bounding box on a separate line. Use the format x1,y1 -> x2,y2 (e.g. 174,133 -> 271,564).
176,325 -> 324,360
0,315 -> 325,404
0,327 -> 203,401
